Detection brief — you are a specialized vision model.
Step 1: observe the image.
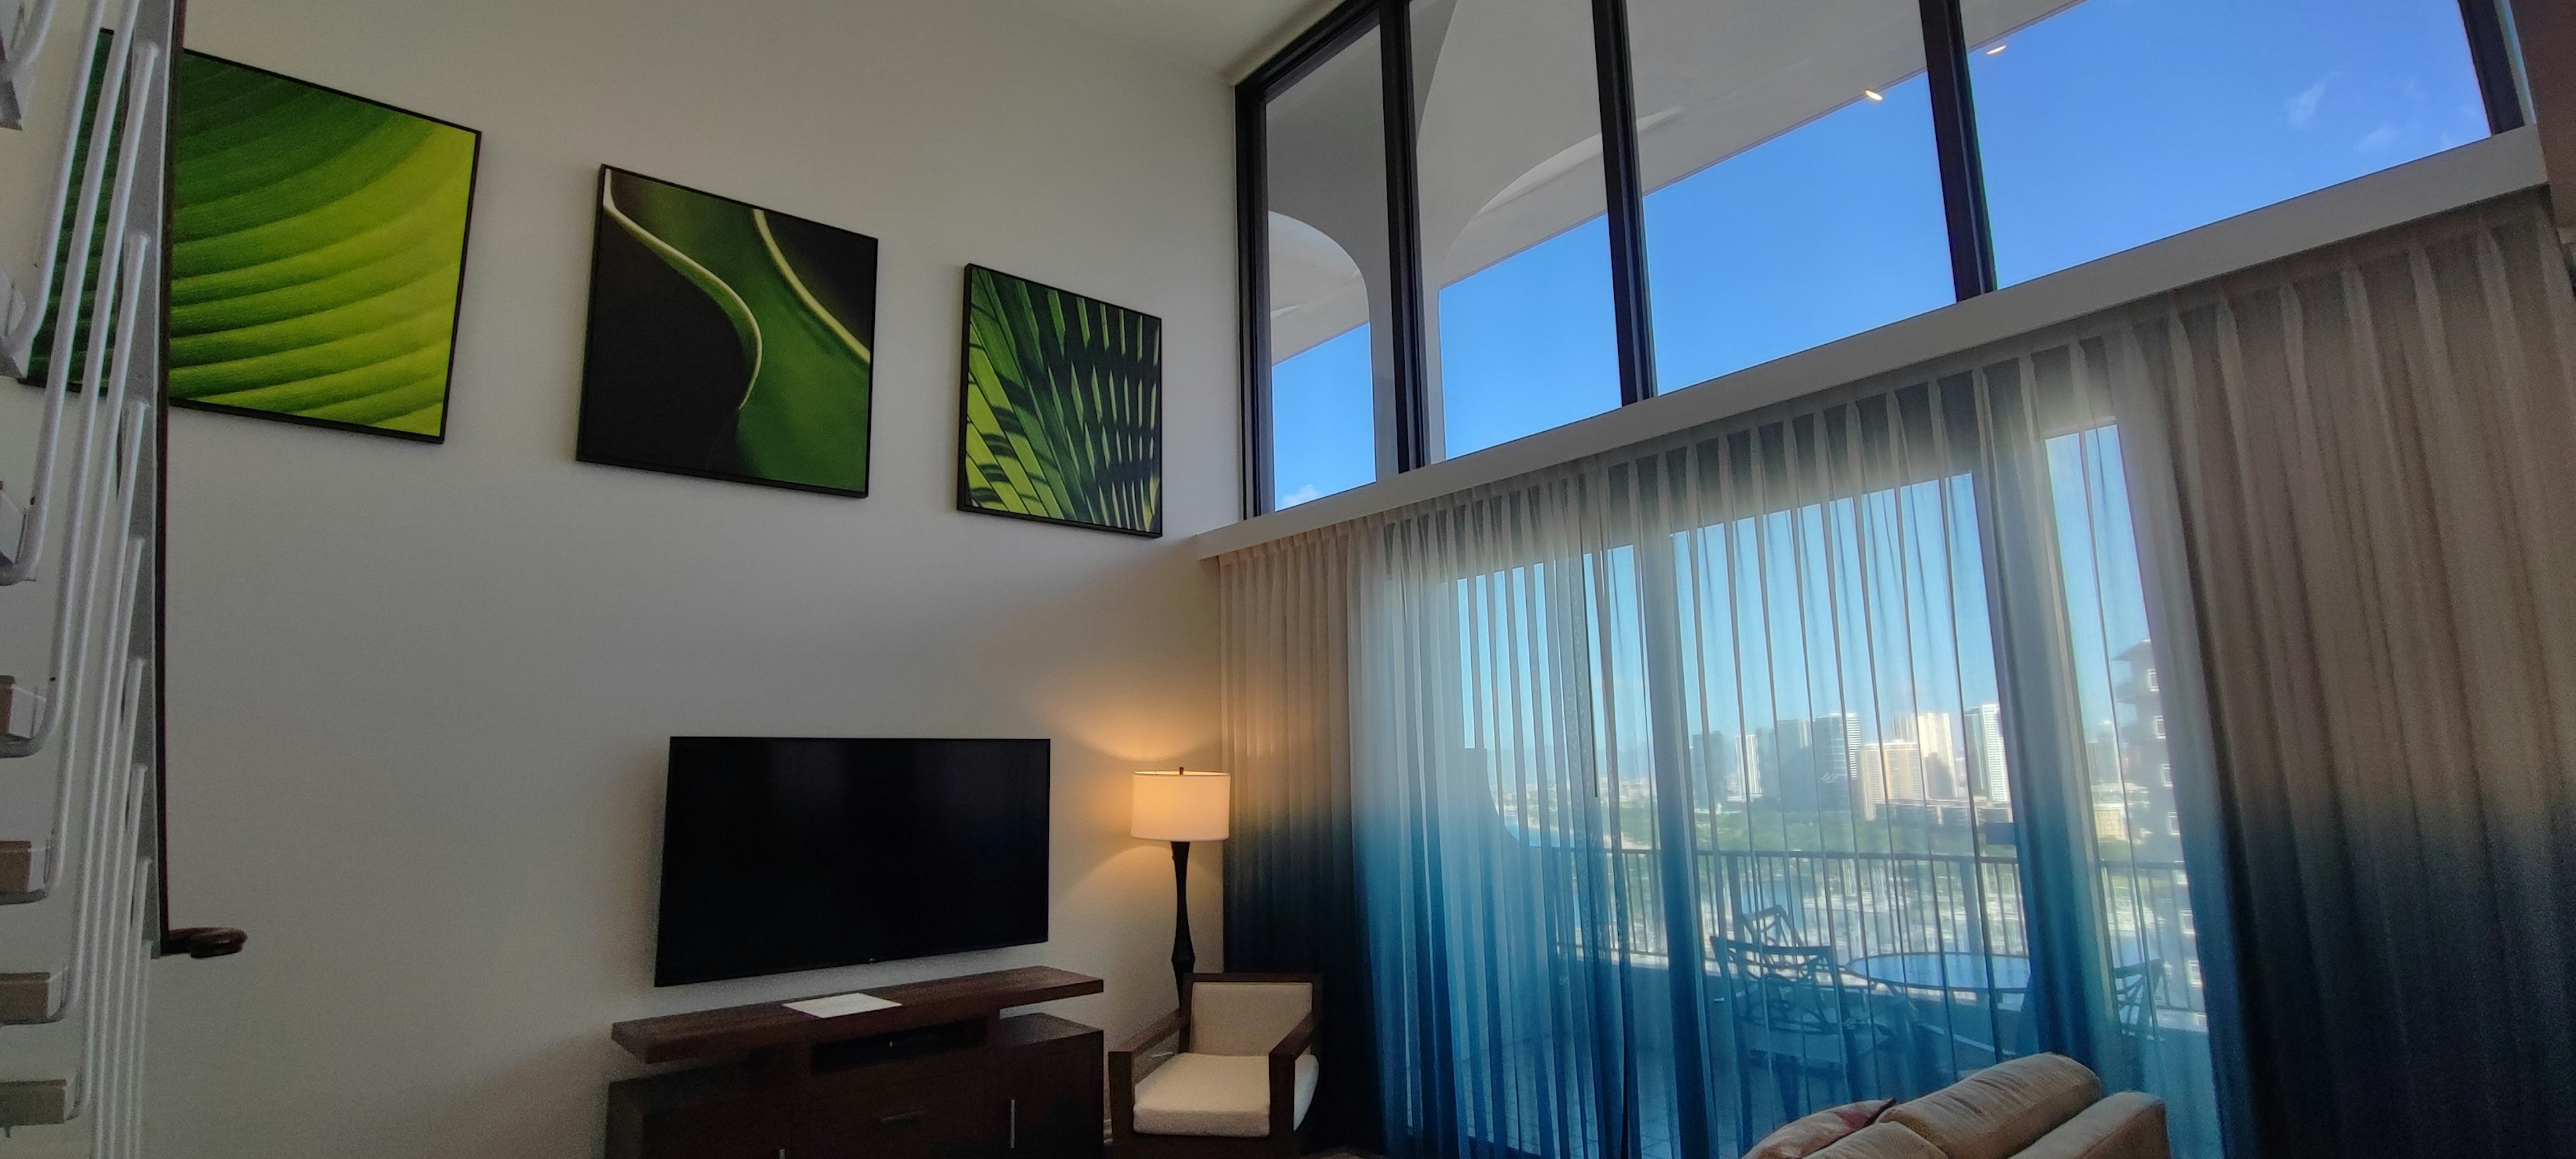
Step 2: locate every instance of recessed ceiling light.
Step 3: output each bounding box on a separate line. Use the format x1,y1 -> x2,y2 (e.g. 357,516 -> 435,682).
1862,89 -> 1885,102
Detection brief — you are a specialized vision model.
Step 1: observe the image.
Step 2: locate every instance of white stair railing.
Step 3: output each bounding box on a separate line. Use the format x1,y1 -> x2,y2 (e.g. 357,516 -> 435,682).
0,2 -> 107,374
0,0 -> 237,1152
0,1 -> 68,129
2,0 -> 132,586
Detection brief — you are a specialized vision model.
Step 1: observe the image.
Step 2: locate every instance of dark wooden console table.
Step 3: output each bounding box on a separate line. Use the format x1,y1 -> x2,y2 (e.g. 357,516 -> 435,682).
608,965 -> 1106,1158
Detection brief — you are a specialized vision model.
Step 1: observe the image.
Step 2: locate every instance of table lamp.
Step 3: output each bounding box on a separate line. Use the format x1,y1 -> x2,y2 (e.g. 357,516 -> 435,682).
1132,768 -> 1229,999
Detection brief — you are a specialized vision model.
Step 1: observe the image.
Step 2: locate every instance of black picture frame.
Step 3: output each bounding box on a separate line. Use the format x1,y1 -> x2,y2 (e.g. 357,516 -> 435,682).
955,264 -> 1165,538
28,47 -> 485,443
574,165 -> 880,498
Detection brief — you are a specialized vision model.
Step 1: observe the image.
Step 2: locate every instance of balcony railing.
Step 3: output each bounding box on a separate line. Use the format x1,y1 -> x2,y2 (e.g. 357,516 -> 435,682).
1592,847 -> 2202,1017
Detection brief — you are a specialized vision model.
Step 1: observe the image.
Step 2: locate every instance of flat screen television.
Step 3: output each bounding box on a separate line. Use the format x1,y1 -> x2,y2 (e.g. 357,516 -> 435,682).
653,736 -> 1050,986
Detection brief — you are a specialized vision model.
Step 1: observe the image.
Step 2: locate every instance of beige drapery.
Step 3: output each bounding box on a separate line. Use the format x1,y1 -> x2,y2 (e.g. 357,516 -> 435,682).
2116,192 -> 2576,1158
1218,529 -> 1379,1146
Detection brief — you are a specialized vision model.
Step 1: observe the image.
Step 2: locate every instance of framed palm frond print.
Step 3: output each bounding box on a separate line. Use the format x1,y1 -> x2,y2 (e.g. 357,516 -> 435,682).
575,167 -> 877,496
956,266 -> 1163,537
32,47 -> 482,439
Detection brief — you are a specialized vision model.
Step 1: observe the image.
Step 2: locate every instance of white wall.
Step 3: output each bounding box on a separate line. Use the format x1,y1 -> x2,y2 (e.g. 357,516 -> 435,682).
0,0 -> 1237,1154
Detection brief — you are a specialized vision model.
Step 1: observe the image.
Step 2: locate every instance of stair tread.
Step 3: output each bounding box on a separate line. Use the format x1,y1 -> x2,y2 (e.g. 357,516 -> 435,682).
0,840 -> 37,900
0,971 -> 54,1024
0,676 -> 34,740
0,1079 -> 69,1128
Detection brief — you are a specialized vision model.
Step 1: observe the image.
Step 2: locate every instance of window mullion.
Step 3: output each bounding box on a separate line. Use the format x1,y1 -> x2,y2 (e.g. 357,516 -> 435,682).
2458,0 -> 2530,132
1380,0 -> 1432,472
1237,85 -> 1273,518
1592,0 -> 1658,406
1917,0 -> 1997,299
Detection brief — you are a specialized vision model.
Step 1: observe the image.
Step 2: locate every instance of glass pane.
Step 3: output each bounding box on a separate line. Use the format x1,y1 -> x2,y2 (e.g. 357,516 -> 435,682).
1967,0 -> 2491,286
1411,0 -> 1623,459
1628,0 -> 1956,393
1671,419 -> 2033,1145
2046,422 -> 2220,1157
1266,27 -> 1394,510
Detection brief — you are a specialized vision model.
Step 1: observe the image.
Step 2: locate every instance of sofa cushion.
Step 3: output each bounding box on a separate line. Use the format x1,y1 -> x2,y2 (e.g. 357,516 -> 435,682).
2011,1091 -> 2168,1159
1882,1054 -> 2102,1159
1132,1052 -> 1320,1138
1812,1122 -> 1949,1159
1741,1100 -> 1895,1159
1191,981 -> 1313,1055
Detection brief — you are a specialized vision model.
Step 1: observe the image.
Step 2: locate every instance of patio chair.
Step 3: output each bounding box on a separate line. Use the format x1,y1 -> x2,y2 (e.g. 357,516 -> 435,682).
1711,938 -> 1903,1136
2103,959 -> 2167,1082
1741,904 -> 1796,945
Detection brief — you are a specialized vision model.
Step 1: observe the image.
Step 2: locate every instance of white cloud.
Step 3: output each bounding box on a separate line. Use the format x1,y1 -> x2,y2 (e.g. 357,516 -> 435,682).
1281,484 -> 1322,508
2357,123 -> 2402,153
2286,78 -> 2330,128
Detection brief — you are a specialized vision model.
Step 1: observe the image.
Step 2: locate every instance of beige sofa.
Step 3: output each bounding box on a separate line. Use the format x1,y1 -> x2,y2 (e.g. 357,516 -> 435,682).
1817,1054 -> 2167,1159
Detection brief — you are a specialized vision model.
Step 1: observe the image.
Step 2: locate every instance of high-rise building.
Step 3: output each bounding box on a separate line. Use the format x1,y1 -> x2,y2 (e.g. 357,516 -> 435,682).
1964,702 -> 2010,805
1749,713 -> 1860,813
2112,639 -> 2178,851
1754,718 -> 1809,809
1691,730 -> 1747,799
1904,711 -> 1964,800
1855,738 -> 1927,818
1812,712 -> 1858,812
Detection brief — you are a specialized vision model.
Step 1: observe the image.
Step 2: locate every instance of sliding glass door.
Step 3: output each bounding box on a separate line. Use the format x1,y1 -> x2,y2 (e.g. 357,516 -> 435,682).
1352,345 -> 2220,1158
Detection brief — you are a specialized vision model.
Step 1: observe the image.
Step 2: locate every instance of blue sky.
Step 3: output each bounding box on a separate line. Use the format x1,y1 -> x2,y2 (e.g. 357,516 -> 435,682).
1271,0 -> 2491,510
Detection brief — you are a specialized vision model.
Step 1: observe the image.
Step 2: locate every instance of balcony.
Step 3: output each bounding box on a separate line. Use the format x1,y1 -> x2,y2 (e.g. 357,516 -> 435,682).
1427,844 -> 2218,1156
1607,848 -> 2204,1022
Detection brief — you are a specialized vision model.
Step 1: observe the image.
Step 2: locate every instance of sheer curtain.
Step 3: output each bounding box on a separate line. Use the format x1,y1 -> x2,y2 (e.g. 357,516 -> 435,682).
1224,325 -> 2231,1156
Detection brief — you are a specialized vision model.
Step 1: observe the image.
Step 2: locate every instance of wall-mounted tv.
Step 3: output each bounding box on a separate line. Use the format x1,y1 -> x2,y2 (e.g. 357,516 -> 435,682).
653,736 -> 1051,987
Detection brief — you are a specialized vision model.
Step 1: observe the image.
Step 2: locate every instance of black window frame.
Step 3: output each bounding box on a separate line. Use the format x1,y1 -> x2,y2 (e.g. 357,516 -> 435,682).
1237,0 -> 1390,519
1238,0 -> 2530,520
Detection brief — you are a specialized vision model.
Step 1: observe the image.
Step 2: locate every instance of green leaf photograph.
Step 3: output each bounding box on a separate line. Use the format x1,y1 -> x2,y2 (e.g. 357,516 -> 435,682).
33,48 -> 481,439
575,167 -> 876,496
957,266 -> 1162,537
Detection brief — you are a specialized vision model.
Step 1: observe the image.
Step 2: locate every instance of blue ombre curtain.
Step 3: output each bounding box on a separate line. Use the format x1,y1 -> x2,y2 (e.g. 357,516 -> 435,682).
1313,338 -> 2234,1158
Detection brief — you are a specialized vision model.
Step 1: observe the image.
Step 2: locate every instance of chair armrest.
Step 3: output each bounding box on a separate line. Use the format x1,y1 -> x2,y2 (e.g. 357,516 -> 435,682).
1116,1009 -> 1187,1057
1267,1010 -> 1318,1062
1109,1009 -> 1186,1146
1267,1011 -> 1320,1138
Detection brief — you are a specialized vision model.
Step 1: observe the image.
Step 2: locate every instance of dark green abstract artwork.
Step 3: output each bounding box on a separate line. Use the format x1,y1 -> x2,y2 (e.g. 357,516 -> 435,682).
957,266 -> 1162,536
34,48 -> 481,439
576,167 -> 877,496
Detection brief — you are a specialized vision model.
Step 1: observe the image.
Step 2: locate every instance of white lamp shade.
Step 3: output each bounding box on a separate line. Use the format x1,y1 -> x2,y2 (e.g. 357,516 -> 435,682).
1131,770 -> 1230,842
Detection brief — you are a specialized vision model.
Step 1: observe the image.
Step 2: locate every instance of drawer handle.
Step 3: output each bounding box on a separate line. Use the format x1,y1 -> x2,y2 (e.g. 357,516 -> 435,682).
879,1109 -> 929,1126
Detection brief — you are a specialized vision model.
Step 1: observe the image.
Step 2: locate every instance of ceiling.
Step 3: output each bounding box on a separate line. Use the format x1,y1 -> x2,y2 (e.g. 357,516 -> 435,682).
1016,0 -> 1334,76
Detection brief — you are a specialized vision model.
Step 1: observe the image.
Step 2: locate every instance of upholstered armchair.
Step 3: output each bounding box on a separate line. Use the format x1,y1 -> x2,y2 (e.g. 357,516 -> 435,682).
1109,974 -> 1320,1159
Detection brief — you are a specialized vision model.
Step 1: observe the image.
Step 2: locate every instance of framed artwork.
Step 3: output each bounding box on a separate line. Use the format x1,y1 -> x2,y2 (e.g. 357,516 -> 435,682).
956,265 -> 1163,537
575,167 -> 877,496
30,48 -> 482,439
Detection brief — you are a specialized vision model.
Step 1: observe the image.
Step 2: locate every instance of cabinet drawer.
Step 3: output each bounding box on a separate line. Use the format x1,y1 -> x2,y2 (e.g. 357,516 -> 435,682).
797,1073 -> 1001,1159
